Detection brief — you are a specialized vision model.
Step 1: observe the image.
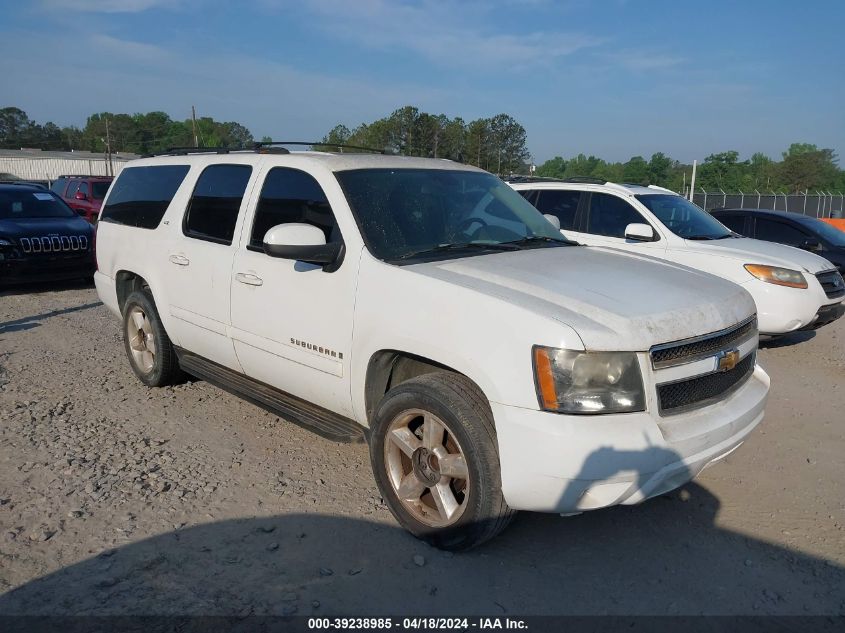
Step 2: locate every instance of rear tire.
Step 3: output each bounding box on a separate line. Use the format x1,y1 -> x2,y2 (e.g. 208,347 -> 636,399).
122,290 -> 183,387
369,372 -> 515,550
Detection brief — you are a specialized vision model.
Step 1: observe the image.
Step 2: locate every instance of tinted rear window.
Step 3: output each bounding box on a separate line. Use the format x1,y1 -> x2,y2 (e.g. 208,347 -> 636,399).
101,166 -> 190,229
91,181 -> 111,199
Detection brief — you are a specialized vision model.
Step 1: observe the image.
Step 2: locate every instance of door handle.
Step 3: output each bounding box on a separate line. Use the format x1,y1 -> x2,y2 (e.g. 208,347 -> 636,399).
169,254 -> 190,266
235,272 -> 263,286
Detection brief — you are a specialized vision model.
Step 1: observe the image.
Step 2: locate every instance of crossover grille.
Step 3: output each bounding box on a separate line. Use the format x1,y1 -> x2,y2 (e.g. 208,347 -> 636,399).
816,270 -> 845,300
658,352 -> 755,415
650,316 -> 757,369
19,235 -> 89,254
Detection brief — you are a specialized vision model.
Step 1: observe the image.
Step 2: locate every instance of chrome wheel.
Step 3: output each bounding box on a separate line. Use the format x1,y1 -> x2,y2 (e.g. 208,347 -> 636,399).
126,306 -> 156,374
384,409 -> 470,528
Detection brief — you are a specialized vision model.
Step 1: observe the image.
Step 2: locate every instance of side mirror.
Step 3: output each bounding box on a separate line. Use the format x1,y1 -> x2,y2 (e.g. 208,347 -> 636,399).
799,238 -> 822,252
624,223 -> 656,242
263,223 -> 343,270
74,191 -> 88,201
543,213 -> 561,231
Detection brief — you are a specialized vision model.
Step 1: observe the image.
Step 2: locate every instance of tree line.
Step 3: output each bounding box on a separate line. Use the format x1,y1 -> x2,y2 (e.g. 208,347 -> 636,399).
3,104 -> 841,193
536,144 -> 844,194
0,107 -> 254,155
318,106 -> 530,175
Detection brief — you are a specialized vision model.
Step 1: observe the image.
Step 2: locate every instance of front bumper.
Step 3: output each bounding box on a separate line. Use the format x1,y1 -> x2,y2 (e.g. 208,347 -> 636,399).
492,365 -> 769,513
800,300 -> 845,331
0,254 -> 95,285
746,276 -> 842,334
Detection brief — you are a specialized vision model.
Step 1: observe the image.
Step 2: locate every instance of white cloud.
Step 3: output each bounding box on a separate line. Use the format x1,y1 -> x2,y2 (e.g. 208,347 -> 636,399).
272,0 -> 604,69
39,0 -> 185,13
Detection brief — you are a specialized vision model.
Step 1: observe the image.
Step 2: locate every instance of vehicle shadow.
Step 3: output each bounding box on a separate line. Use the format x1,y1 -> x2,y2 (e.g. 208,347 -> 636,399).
1,445 -> 842,619
0,301 -> 102,334
759,330 -> 816,348
0,278 -> 95,298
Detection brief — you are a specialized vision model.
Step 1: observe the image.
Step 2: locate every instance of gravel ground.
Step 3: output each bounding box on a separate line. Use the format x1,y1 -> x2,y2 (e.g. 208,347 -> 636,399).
0,282 -> 843,616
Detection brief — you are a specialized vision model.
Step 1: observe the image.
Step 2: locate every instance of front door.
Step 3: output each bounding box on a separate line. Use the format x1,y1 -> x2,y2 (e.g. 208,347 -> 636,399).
229,166 -> 358,418
570,192 -> 667,256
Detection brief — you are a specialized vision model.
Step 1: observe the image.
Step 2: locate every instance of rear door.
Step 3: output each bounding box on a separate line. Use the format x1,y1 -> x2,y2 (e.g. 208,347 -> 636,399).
166,162 -> 256,371
532,188 -> 585,242
714,212 -> 751,236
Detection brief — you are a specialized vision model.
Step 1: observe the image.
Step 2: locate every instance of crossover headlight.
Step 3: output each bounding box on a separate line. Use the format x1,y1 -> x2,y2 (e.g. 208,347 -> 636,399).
744,264 -> 807,289
533,347 -> 645,414
0,238 -> 13,246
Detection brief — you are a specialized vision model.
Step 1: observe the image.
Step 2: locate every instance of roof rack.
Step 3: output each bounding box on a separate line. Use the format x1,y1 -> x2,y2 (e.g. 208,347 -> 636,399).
504,175 -> 563,184
561,176 -> 607,184
57,174 -> 113,179
254,141 -> 389,154
143,147 -> 235,158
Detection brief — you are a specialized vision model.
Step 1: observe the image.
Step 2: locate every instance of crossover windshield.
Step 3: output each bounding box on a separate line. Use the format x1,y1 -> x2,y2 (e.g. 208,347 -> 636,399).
0,189 -> 76,219
636,194 -> 733,240
806,217 -> 845,247
336,169 -> 570,262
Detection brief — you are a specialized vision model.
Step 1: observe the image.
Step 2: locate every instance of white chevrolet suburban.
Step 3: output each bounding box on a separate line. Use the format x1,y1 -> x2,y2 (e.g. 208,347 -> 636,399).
509,177 -> 845,335
94,146 -> 769,549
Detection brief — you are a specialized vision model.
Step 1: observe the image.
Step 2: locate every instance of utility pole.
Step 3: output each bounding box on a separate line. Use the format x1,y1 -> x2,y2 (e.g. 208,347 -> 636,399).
105,117 -> 113,177
688,159 -> 697,202
191,105 -> 199,148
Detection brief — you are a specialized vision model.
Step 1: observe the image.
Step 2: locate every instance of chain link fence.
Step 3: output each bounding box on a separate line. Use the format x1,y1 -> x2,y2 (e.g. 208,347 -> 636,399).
691,189 -> 844,218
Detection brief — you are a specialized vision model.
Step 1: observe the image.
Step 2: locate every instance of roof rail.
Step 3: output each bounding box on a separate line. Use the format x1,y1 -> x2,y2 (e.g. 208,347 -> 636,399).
142,147 -> 235,158
57,174 -> 113,179
504,175 -> 563,184
255,141 -> 389,154
561,176 -> 607,184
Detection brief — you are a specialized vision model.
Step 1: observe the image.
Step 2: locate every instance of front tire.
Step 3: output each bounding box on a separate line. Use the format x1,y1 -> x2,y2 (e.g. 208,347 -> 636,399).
369,372 -> 515,550
122,290 -> 183,387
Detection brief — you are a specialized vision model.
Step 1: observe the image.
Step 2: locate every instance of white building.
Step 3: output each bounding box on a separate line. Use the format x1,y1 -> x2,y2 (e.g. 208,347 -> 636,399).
0,149 -> 138,184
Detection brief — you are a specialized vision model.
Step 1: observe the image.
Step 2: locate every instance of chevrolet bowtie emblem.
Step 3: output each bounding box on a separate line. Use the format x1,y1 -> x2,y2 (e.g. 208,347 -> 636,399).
716,349 -> 740,372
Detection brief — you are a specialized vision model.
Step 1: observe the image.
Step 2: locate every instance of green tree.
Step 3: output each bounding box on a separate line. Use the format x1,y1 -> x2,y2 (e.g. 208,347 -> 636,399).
622,156 -> 649,183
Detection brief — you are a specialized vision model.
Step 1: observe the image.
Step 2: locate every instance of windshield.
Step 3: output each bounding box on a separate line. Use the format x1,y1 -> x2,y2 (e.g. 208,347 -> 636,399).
636,194 -> 732,239
335,169 -> 568,261
807,218 -> 845,247
0,189 -> 76,219
92,181 -> 111,200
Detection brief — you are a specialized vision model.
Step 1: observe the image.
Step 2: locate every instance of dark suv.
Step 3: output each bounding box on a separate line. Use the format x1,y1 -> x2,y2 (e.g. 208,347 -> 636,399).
51,175 -> 113,224
712,208 -> 845,274
0,183 -> 96,285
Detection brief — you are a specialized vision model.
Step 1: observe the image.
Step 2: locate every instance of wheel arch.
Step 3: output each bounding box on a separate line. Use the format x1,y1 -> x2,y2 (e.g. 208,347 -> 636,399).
363,350 -> 490,422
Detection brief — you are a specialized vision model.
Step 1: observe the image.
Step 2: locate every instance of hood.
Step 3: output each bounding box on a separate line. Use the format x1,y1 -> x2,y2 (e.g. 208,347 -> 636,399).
409,246 -> 756,351
679,236 -> 835,274
0,215 -> 93,237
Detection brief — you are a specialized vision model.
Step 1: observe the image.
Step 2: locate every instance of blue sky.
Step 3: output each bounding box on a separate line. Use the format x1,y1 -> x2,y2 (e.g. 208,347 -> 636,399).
0,0 -> 843,164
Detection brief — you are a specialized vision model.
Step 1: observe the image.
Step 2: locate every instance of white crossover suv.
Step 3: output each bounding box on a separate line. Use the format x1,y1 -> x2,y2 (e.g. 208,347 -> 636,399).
94,146 -> 769,549
509,178 -> 845,335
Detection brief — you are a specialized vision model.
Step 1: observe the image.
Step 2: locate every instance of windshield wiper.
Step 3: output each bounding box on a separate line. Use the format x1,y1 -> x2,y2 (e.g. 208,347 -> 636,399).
503,235 -> 578,248
394,241 -> 521,261
686,234 -> 734,240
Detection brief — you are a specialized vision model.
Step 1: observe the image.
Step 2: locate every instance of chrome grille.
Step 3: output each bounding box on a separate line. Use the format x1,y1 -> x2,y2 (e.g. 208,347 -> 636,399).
650,316 -> 757,369
816,270 -> 845,300
19,235 -> 88,254
657,353 -> 756,415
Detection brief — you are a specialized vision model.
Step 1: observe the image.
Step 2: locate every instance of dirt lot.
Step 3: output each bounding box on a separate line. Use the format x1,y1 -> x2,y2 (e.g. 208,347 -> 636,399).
0,282 -> 843,616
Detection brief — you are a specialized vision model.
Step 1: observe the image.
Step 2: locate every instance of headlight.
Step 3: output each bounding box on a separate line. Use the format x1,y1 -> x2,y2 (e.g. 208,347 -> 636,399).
744,264 -> 807,289
533,346 -> 645,414
0,238 -> 13,246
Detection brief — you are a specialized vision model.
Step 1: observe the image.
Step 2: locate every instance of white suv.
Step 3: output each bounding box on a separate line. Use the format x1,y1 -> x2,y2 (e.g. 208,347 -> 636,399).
508,177 -> 845,336
94,147 -> 769,549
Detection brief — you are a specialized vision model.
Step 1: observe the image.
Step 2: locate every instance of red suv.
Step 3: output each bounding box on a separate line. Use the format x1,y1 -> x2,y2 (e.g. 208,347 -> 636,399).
51,175 -> 113,224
